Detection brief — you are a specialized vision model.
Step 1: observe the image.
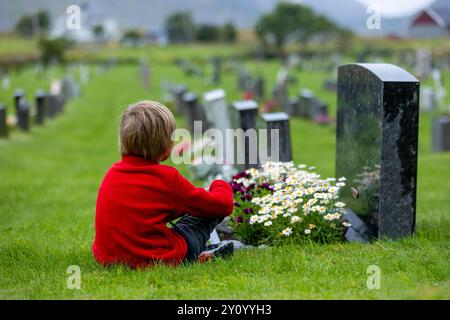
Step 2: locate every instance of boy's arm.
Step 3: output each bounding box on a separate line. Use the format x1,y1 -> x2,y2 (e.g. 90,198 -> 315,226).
171,171 -> 234,218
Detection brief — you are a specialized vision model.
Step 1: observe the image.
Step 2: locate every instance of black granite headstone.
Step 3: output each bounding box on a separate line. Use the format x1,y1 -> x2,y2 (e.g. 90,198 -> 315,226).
432,116 -> 450,152
35,90 -> 47,125
47,95 -> 58,118
231,100 -> 259,170
0,104 -> 7,138
287,97 -> 299,116
17,100 -> 30,131
14,89 -> 25,119
298,89 -> 314,118
336,63 -> 420,240
261,112 -> 292,162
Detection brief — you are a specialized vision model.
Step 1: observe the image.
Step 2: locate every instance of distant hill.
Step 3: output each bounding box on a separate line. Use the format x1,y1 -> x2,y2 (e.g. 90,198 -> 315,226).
0,0 -> 443,36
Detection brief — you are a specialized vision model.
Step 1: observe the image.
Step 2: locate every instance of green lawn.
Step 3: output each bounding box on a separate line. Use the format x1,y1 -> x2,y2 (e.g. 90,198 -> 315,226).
0,48 -> 449,299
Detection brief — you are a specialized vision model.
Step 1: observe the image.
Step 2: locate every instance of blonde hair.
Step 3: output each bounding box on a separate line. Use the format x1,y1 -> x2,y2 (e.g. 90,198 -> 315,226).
119,100 -> 176,161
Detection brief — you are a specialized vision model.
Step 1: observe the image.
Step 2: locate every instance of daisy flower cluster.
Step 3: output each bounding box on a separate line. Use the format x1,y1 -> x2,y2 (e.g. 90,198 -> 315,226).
230,162 -> 351,246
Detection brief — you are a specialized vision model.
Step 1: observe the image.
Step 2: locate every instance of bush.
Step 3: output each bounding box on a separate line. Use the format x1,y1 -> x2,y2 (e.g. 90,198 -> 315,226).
230,162 -> 350,246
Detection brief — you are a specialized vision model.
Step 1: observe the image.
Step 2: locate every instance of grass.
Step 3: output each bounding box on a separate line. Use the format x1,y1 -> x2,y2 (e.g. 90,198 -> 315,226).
0,46 -> 449,299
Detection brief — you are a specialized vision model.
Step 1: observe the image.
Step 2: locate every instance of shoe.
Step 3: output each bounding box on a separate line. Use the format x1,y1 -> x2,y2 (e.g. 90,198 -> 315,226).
198,241 -> 234,263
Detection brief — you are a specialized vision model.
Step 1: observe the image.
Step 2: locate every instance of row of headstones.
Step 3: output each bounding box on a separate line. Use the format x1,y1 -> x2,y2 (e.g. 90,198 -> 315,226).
0,86 -> 69,138
172,84 -> 293,167
174,57 -> 222,85
175,63 -> 422,242
237,66 -> 334,125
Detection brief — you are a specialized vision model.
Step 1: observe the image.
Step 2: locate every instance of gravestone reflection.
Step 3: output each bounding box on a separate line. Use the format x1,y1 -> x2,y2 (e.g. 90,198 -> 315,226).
336,63 -> 420,241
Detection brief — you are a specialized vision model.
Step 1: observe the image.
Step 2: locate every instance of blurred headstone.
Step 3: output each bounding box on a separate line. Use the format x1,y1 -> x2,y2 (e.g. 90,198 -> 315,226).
432,116 -> 450,153
415,49 -> 432,79
231,100 -> 259,170
17,100 -> 30,131
261,112 -> 292,162
35,90 -> 47,125
0,104 -> 8,138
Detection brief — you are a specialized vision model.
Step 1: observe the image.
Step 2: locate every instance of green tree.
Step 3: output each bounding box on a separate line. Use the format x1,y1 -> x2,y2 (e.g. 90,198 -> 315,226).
222,22 -> 237,43
121,29 -> 142,46
38,36 -> 72,65
15,10 -> 50,37
165,12 -> 195,43
255,3 -> 339,56
196,24 -> 220,42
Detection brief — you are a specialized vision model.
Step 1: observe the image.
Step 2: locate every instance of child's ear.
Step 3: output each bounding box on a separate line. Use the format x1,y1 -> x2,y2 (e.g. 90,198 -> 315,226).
159,145 -> 173,162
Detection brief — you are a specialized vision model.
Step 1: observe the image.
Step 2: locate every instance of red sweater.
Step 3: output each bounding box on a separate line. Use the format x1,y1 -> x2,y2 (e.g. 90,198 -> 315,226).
92,156 -> 233,268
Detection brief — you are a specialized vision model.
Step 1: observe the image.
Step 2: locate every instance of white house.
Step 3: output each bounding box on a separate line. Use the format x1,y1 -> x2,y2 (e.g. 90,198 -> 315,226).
410,6 -> 450,38
50,2 -> 121,43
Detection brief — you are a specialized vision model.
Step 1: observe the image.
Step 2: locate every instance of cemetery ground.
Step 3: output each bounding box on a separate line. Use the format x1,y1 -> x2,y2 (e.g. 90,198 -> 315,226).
0,46 -> 449,299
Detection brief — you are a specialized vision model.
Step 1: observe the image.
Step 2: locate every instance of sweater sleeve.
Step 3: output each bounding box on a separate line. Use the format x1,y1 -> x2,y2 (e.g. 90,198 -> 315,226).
171,171 -> 234,218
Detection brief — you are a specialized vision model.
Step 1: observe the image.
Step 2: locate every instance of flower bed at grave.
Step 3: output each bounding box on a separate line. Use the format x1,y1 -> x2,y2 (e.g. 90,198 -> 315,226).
229,162 -> 351,246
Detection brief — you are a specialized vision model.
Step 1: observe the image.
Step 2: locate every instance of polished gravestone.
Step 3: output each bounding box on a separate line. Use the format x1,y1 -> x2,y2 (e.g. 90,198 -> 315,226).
231,100 -> 259,170
0,104 -> 7,138
35,90 -> 47,125
17,100 -> 30,131
432,116 -> 450,152
336,63 -> 420,240
14,89 -> 25,119
260,112 -> 292,163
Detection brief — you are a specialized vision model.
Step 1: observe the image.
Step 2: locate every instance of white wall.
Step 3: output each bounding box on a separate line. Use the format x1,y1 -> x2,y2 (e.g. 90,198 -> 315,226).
410,25 -> 450,38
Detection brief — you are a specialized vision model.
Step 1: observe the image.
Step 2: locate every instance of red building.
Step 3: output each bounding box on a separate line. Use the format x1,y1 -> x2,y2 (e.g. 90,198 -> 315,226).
410,6 -> 450,38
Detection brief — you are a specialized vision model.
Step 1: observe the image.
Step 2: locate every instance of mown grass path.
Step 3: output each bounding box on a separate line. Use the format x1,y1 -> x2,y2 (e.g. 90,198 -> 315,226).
0,62 -> 449,299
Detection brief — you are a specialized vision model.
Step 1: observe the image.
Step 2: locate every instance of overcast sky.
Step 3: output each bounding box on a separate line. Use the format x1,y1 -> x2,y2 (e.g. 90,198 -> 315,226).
356,0 -> 436,17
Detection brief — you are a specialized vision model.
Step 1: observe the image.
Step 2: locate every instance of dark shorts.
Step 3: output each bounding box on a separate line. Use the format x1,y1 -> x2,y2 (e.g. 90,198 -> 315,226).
172,215 -> 223,263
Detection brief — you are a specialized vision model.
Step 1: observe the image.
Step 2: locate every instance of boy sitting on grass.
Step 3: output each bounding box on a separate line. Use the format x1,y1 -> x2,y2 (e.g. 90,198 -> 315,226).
93,101 -> 234,268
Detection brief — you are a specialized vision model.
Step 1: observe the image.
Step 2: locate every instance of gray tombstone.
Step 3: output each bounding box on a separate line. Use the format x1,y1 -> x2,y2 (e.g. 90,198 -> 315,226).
212,57 -> 221,85
415,49 -> 432,79
46,94 -> 58,118
336,63 -> 420,240
298,89 -> 314,118
17,100 -> 30,131
273,68 -> 289,110
421,87 -> 436,112
35,90 -> 47,125
0,104 -> 7,138
253,76 -> 265,100
324,79 -> 337,91
260,112 -> 292,163
432,116 -> 450,152
182,92 -> 206,132
141,61 -> 150,90
231,100 -> 259,170
237,68 -> 252,91
172,84 -> 188,115
287,97 -> 299,116
203,89 -> 231,135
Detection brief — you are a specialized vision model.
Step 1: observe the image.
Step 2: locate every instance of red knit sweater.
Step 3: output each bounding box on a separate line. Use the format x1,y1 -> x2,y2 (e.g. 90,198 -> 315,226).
92,156 -> 233,268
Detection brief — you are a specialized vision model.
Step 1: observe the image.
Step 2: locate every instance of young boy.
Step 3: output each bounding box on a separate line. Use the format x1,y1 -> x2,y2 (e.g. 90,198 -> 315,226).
93,101 -> 234,268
